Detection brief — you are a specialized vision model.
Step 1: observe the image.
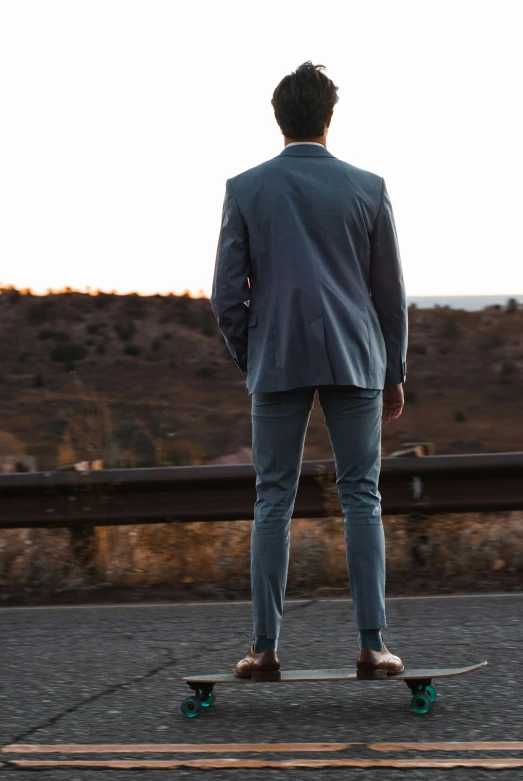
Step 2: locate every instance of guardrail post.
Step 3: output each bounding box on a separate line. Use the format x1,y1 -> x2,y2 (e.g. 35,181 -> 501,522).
389,442 -> 434,576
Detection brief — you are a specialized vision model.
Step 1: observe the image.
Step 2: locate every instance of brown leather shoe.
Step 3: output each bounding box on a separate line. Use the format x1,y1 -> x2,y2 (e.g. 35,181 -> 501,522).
357,643 -> 404,679
235,647 -> 281,681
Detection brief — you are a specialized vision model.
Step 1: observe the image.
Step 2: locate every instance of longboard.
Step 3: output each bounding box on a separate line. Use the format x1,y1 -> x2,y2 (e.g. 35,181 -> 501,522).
181,661 -> 487,717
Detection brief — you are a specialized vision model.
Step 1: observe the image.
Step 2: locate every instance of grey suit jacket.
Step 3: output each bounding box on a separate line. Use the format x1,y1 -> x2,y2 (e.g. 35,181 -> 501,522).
210,143 -> 408,394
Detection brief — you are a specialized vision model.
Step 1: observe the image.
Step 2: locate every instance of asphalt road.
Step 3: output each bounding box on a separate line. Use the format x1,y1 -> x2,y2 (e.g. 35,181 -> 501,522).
1,594 -> 523,780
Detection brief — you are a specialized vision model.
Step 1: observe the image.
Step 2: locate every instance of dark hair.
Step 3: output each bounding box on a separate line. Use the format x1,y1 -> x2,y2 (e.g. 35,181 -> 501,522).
271,60 -> 339,139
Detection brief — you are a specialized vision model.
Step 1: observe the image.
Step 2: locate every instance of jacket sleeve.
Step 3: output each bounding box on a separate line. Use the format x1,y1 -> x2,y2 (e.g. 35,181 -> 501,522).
210,179 -> 251,377
369,178 -> 408,385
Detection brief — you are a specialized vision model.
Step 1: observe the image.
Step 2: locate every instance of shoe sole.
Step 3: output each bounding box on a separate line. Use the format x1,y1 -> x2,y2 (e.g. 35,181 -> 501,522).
234,670 -> 282,682
251,670 -> 281,682
356,665 -> 405,680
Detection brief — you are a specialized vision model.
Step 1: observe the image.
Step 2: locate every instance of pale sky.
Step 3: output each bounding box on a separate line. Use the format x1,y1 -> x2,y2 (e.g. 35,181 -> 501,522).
1,0 -> 521,297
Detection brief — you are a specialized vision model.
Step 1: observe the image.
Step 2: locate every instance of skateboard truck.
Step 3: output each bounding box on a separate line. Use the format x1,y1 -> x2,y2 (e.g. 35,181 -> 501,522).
405,678 -> 437,714
182,682 -> 216,718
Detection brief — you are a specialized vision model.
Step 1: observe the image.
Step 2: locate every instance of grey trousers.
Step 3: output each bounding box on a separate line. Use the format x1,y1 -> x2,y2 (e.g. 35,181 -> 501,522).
251,385 -> 386,640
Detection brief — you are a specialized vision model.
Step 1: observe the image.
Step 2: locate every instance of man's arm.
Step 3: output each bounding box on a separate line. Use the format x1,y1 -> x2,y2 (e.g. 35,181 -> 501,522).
369,177 -> 408,385
210,179 -> 251,377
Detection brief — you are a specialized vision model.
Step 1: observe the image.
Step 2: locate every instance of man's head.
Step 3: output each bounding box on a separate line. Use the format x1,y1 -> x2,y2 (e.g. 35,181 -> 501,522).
271,60 -> 339,144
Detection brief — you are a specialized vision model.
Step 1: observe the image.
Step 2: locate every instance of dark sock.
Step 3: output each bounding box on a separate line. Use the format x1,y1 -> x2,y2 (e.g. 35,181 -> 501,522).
254,635 -> 277,653
358,629 -> 383,651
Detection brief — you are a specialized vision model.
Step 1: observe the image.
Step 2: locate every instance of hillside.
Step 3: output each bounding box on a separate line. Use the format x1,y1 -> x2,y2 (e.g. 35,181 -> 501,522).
0,287 -> 522,470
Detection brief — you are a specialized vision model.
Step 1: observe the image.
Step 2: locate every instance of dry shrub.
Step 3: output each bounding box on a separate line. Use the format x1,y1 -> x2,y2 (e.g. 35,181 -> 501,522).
99,521 -> 252,586
0,528 -> 87,590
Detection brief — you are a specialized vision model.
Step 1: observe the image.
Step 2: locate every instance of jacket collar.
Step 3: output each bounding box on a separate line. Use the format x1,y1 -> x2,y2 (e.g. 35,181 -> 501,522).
277,144 -> 336,159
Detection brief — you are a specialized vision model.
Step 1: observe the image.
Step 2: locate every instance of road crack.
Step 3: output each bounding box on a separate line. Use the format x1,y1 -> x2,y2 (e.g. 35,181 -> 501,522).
2,648 -> 178,752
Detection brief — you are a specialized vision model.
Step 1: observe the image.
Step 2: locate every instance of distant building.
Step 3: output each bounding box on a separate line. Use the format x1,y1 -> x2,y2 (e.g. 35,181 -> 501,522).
57,459 -> 104,471
388,441 -> 436,457
208,446 -> 253,465
1,454 -> 37,472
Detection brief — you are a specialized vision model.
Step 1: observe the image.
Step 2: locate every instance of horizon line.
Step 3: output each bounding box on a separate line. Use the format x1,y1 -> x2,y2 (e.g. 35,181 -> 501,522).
0,284 -> 522,300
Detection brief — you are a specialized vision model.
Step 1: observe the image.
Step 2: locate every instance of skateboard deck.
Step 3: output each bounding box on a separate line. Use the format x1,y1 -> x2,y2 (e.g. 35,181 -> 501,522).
181,661 -> 487,717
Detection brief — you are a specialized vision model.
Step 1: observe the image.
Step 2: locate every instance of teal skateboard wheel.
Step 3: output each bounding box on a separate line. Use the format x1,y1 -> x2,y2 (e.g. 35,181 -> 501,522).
426,685 -> 437,702
181,696 -> 202,718
411,691 -> 431,714
201,691 -> 216,708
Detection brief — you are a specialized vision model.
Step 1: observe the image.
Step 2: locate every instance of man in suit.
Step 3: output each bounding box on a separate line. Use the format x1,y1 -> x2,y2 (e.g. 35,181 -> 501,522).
210,60 -> 408,681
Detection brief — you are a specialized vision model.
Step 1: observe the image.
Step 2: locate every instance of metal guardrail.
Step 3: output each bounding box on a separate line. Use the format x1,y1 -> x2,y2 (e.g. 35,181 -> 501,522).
0,452 -> 522,530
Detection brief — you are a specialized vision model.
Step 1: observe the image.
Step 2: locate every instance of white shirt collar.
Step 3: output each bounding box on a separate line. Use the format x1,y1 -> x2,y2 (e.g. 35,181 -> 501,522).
285,142 -> 325,148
